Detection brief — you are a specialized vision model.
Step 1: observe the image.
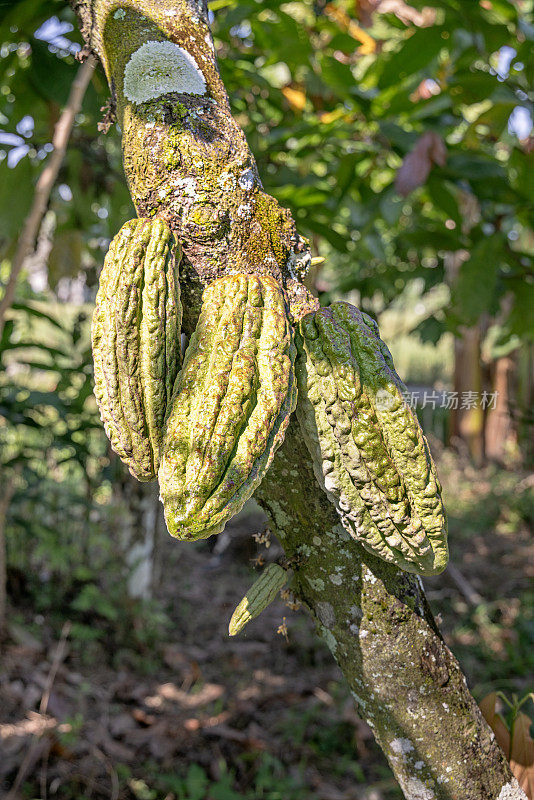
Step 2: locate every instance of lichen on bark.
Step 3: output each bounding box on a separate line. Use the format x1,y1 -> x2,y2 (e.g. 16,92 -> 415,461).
69,1 -> 525,798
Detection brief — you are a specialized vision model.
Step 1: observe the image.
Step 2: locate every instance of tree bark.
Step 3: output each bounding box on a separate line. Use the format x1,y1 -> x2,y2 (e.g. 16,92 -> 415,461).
451,325 -> 485,466
68,2 -> 526,797
485,353 -> 517,464
113,468 -> 160,599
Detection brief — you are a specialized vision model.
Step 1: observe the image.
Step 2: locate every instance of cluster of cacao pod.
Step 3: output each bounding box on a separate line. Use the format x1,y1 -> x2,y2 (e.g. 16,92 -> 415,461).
92,217 -> 448,577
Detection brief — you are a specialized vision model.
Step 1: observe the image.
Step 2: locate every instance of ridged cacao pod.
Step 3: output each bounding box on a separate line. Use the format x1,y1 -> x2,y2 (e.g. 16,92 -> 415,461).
159,273 -> 297,540
92,218 -> 181,481
229,563 -> 289,636
295,302 -> 448,575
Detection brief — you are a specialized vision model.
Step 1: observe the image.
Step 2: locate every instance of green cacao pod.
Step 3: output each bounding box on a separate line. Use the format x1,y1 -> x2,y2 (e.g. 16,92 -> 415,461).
92,218 -> 181,481
229,563 -> 289,636
159,273 -> 297,540
295,302 -> 448,575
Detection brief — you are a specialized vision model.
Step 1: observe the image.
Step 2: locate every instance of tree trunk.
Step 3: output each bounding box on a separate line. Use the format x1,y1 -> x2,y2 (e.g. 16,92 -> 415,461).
451,325 -> 485,466
113,462 -> 159,599
516,343 -> 534,465
258,424 -> 523,799
485,352 -> 517,464
68,1 -> 526,797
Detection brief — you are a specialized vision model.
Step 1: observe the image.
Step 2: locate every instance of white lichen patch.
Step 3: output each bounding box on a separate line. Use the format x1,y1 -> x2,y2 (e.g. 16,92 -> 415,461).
319,624 -> 337,654
217,171 -> 236,191
316,602 -> 335,629
332,523 -> 351,542
390,738 -> 414,757
350,690 -> 365,706
113,8 -> 126,19
329,573 -> 343,586
398,776 -> 435,800
269,500 -> 291,528
497,779 -> 529,800
237,203 -> 252,219
306,577 -> 325,592
364,567 -> 378,585
313,535 -> 321,546
349,623 -> 359,636
124,41 -> 206,104
175,177 -> 197,198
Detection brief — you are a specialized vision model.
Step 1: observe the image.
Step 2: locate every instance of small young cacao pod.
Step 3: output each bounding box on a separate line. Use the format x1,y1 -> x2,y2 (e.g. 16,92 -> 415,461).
92,218 -> 181,481
229,563 -> 289,636
295,302 -> 448,575
159,273 -> 297,540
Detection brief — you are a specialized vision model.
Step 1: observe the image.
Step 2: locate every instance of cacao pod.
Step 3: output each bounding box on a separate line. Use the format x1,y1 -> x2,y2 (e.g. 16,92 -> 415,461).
229,563 -> 289,636
159,273 -> 297,540
295,302 -> 448,575
92,218 -> 181,481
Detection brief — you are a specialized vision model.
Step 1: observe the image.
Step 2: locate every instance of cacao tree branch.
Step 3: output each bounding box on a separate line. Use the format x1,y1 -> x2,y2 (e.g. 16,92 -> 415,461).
0,55 -> 96,338
67,2 -> 526,798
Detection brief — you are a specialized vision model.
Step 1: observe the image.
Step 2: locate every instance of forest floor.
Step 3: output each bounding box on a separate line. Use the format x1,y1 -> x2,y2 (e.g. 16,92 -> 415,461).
1,448 -> 533,800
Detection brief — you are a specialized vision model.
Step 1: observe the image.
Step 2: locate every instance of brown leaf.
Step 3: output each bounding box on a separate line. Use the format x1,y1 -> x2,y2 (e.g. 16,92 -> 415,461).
427,131 -> 447,167
395,131 -> 446,196
479,692 -> 511,755
510,712 -> 534,799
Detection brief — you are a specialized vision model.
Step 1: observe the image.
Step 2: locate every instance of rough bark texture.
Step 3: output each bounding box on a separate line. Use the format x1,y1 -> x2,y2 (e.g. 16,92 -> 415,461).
69,1 -> 525,797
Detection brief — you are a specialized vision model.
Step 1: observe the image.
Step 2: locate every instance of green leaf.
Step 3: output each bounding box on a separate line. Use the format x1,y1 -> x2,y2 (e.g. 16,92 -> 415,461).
445,154 -> 506,181
403,226 -> 462,251
28,40 -> 79,106
452,235 -> 504,323
303,220 -> 347,252
378,27 -> 448,89
509,149 -> 534,199
11,302 -> 67,332
425,177 -> 461,227
415,316 -> 445,345
505,280 -> 534,340
448,71 -> 500,105
0,158 -> 34,245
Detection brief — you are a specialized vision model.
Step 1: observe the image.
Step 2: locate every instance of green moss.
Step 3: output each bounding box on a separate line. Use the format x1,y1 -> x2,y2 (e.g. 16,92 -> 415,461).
162,126 -> 187,170
252,192 -> 292,270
